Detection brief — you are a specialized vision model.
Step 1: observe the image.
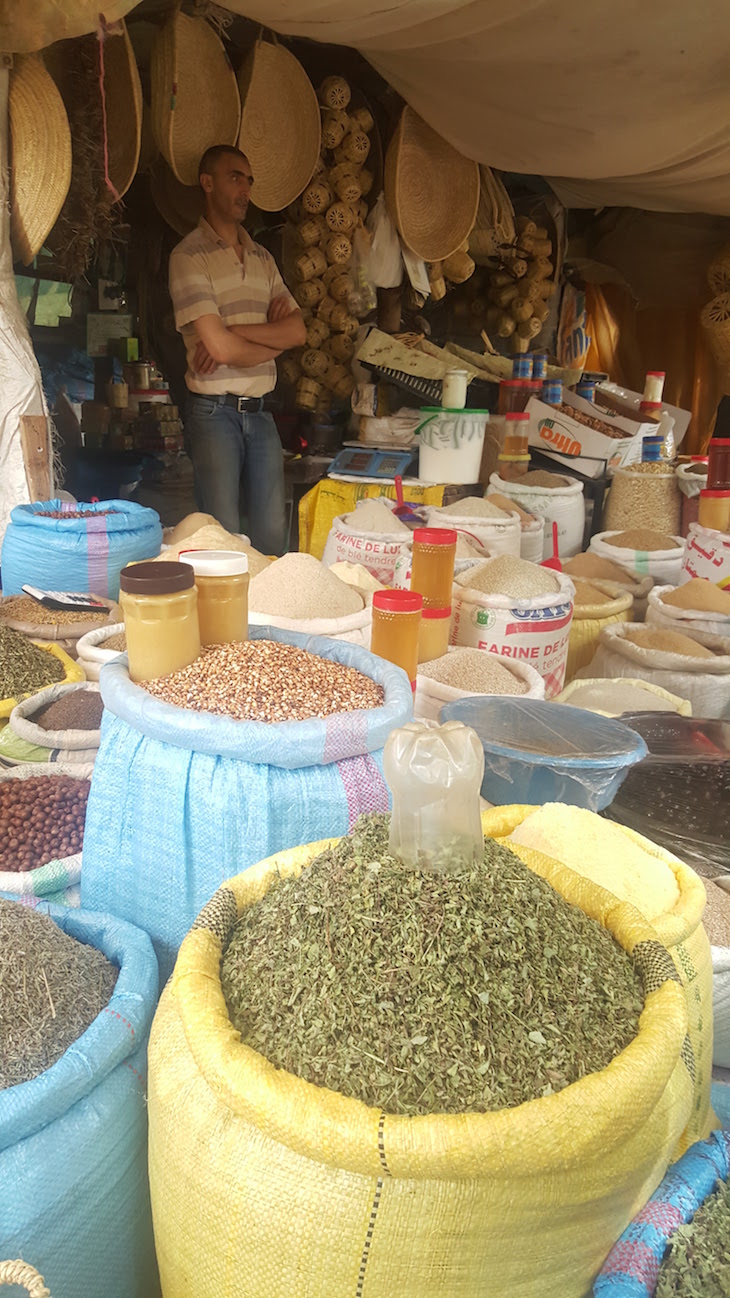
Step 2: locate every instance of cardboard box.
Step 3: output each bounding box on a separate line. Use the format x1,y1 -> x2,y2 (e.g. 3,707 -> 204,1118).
526,391 -> 656,479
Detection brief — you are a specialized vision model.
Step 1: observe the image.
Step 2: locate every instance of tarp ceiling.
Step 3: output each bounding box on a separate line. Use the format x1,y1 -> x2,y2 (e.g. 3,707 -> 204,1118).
2,0 -> 730,215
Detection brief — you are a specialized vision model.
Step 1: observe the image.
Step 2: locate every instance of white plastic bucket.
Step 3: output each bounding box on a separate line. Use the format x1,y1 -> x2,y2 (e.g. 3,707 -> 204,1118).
417,409 -> 488,484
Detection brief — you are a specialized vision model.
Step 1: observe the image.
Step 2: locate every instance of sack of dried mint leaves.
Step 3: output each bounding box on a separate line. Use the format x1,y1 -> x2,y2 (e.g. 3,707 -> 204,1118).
148,812 -> 693,1298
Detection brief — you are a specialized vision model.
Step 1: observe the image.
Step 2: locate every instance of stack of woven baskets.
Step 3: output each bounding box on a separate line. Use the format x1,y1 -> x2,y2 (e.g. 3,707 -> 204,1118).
282,76 -> 376,412
701,243 -> 730,387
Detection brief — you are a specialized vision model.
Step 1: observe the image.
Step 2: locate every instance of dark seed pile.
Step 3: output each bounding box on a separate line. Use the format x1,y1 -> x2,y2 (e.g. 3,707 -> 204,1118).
34,690 -> 104,732
0,625 -> 65,698
655,1174 -> 730,1297
0,899 -> 118,1089
0,776 -> 90,872
222,814 -> 644,1116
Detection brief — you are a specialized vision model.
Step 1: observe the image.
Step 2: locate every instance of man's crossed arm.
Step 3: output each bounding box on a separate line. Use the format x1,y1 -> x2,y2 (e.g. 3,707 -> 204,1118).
193,296 -> 306,375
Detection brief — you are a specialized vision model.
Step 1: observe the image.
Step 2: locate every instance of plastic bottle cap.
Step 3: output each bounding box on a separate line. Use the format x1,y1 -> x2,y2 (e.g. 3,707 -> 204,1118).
421,606 -> 451,620
690,456 -> 710,463
639,401 -> 662,412
525,380 -> 543,390
710,439 -> 730,447
499,379 -> 524,388
504,412 -> 530,423
372,590 -> 423,613
646,370 -> 666,378
119,560 -> 194,594
412,528 -> 457,546
700,488 -> 730,498
179,549 -> 249,576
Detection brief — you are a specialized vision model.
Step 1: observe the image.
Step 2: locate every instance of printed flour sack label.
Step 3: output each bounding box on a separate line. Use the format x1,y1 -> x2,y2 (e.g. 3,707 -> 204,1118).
451,575 -> 575,698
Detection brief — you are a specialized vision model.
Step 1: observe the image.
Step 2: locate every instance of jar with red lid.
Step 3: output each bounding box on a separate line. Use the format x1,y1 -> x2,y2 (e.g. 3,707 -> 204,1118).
497,380 -> 529,415
371,590 -> 423,688
410,528 -> 457,609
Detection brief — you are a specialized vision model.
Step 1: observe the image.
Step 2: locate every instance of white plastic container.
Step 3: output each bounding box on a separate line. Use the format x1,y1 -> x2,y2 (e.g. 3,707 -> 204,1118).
417,409 -> 488,484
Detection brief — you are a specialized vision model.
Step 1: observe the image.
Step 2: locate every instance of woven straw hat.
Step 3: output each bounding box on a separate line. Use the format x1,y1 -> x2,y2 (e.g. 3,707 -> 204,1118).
237,41 -> 320,212
385,106 -> 479,262
9,53 -> 72,266
151,160 -> 204,236
151,11 -> 241,187
103,20 -> 143,199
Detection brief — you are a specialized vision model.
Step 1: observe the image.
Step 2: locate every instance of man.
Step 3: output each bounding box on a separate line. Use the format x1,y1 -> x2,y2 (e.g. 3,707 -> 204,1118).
169,144 -> 306,553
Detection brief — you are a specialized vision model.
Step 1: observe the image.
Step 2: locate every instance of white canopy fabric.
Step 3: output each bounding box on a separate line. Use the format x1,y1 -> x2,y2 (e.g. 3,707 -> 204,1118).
4,0 -> 728,215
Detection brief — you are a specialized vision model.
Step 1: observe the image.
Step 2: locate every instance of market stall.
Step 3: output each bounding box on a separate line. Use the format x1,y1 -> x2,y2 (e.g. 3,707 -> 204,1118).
1,3 -> 730,1298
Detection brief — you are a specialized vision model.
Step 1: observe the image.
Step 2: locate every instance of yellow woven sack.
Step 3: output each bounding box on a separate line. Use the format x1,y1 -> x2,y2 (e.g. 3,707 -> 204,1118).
298,479 -> 445,560
148,819 -> 694,1298
485,804 -> 714,1153
0,642 -> 84,718
565,584 -> 634,683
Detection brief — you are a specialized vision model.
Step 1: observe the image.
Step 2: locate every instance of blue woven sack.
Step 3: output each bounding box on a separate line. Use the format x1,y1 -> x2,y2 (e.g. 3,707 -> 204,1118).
0,904 -> 159,1298
0,500 -> 162,599
81,627 -> 413,983
594,1129 -> 730,1296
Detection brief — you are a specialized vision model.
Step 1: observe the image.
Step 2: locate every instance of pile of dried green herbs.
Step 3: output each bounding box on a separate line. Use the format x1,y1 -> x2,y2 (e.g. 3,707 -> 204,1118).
0,624 -> 65,699
222,814 -> 644,1115
0,900 -> 118,1089
655,1177 -> 730,1297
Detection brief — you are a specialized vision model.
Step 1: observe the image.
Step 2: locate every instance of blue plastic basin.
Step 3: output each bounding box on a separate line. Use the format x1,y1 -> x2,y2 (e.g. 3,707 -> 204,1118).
440,696 -> 648,811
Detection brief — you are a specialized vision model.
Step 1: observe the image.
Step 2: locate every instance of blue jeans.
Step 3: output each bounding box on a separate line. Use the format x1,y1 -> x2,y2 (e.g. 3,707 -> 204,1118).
184,395 -> 287,555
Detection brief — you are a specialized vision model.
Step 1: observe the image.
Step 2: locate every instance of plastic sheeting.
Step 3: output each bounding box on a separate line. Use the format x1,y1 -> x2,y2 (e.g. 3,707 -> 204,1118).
3,2 -> 730,215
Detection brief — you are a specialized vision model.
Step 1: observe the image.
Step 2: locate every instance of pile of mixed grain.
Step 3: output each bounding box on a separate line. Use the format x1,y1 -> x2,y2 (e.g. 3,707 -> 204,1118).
249,553 -> 364,620
455,555 -> 560,598
0,899 -> 117,1089
102,631 -> 127,652
419,648 -> 527,695
222,813 -> 644,1115
0,595 -> 109,627
142,640 -> 384,723
604,528 -> 680,551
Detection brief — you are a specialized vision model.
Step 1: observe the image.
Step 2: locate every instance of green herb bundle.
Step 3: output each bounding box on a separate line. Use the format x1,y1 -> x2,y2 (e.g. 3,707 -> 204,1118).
655,1177 -> 730,1297
222,814 -> 643,1116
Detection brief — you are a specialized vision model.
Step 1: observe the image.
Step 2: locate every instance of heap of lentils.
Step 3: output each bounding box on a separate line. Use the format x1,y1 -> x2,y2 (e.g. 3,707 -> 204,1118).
654,1173 -> 730,1297
0,899 -> 118,1089
34,689 -> 104,732
0,625 -> 65,698
34,508 -> 119,519
222,813 -> 644,1116
0,776 -> 90,872
143,640 -> 383,723
0,595 -> 108,627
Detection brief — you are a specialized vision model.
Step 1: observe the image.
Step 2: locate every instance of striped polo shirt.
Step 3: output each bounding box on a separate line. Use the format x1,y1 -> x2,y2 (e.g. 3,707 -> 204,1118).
169,218 -> 297,397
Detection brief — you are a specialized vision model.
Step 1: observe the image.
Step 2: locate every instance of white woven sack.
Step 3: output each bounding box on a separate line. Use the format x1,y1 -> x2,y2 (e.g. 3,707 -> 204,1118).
415,652 -> 545,721
249,602 -> 372,649
450,570 -> 575,699
75,622 -> 126,682
555,676 -> 693,717
646,585 -> 730,638
322,515 -> 412,586
518,516 -> 546,563
423,506 -> 521,559
487,473 -> 585,559
590,531 -> 685,585
711,945 -> 730,1068
676,463 -> 707,501
10,682 -> 102,756
681,523 -> 730,587
0,762 -> 93,904
585,621 -> 730,719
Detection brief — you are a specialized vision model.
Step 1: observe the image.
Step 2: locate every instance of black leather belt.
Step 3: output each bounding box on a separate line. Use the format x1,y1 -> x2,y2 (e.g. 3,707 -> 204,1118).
217,393 -> 265,413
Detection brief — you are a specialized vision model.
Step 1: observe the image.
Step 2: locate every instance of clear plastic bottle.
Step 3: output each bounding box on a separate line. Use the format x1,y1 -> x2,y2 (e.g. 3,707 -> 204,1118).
119,561 -> 200,683
383,720 -> 485,871
371,590 -> 423,688
183,550 -> 249,646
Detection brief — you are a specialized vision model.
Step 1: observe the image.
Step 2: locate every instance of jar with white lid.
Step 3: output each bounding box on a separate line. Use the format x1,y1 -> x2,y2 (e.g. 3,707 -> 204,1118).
441,369 -> 468,410
182,550 -> 249,646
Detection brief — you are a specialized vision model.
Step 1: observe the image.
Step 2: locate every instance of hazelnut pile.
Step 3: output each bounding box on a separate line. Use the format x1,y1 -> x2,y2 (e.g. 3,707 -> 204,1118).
0,776 -> 90,872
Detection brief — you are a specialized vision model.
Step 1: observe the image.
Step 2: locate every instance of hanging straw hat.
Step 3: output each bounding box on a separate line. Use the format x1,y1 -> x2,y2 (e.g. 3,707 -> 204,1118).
9,53 -> 72,266
237,40 -> 321,212
384,106 -> 479,263
101,20 -> 143,200
151,11 -> 240,187
150,159 -> 204,236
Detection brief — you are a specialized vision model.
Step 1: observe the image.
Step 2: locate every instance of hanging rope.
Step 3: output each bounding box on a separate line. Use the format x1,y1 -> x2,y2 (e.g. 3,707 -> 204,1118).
96,14 -> 122,205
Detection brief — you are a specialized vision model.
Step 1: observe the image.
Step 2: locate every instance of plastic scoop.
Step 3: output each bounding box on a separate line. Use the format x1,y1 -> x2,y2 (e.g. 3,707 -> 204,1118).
392,474 -> 421,523
541,521 -> 563,572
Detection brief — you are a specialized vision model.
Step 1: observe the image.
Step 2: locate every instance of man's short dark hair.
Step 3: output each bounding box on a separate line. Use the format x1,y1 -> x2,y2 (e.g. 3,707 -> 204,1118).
198,144 -> 248,185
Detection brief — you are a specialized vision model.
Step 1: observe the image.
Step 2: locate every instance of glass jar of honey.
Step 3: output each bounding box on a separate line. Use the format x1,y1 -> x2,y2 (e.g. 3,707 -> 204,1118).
183,550 -> 249,645
371,590 -> 423,689
119,560 -> 200,683
410,528 -> 457,608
